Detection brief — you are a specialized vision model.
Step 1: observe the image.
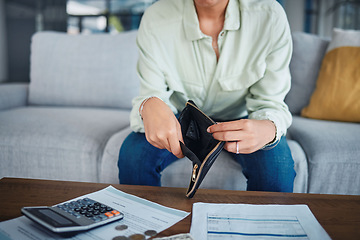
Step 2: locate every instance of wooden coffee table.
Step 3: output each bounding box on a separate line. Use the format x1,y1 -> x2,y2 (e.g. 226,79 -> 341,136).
1,177 -> 360,239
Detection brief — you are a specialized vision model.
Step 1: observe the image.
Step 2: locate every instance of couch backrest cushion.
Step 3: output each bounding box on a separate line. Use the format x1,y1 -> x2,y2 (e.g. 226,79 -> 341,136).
285,32 -> 329,115
28,30 -> 139,109
301,28 -> 360,122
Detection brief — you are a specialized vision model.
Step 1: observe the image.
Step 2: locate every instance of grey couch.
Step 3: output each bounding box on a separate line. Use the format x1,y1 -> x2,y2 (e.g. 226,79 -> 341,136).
0,30 -> 359,195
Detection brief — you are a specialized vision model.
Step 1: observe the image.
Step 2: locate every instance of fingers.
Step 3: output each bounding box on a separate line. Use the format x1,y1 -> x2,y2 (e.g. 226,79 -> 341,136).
168,136 -> 184,159
145,122 -> 184,158
170,123 -> 185,158
207,121 -> 241,142
166,122 -> 184,158
224,142 -> 238,154
145,132 -> 167,150
208,120 -> 249,141
208,119 -> 260,142
224,141 -> 255,154
209,119 -> 272,154
207,120 -> 245,133
141,99 -> 184,158
211,130 -> 247,142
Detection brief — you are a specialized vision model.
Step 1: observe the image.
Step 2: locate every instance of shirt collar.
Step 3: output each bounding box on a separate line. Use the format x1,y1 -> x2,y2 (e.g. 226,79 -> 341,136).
224,0 -> 241,31
183,0 -> 241,41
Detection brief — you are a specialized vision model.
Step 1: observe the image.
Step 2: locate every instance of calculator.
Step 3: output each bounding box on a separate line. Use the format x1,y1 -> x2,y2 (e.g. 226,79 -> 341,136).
21,197 -> 124,233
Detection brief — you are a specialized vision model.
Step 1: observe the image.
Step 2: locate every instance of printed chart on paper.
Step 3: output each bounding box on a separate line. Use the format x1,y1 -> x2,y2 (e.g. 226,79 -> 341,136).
207,214 -> 308,240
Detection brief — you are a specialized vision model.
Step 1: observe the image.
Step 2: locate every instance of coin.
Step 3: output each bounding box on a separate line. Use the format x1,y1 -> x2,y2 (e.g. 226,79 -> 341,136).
144,230 -> 157,236
112,236 -> 129,240
115,224 -> 128,231
129,234 -> 145,240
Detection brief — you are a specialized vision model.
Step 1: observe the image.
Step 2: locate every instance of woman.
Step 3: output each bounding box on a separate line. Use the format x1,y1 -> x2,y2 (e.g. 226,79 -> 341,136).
118,0 -> 296,192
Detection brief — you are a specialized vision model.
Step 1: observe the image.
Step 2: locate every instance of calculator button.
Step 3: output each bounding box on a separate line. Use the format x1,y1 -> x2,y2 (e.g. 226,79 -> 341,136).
111,210 -> 121,216
54,198 -> 121,224
104,212 -> 114,218
98,214 -> 107,220
86,207 -> 94,212
92,217 -> 101,222
72,212 -> 81,218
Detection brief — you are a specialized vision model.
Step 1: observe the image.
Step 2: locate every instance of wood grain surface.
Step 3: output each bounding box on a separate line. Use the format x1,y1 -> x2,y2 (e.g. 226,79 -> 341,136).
1,177 -> 359,239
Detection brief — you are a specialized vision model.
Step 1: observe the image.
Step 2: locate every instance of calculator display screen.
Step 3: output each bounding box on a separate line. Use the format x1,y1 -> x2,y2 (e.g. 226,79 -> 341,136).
28,208 -> 79,227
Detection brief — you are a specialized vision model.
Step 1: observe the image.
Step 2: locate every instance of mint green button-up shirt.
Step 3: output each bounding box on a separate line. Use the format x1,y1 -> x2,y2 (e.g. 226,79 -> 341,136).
130,0 -> 293,142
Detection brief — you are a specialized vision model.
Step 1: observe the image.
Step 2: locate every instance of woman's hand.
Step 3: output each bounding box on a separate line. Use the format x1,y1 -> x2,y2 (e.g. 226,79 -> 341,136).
140,97 -> 184,158
207,119 -> 276,154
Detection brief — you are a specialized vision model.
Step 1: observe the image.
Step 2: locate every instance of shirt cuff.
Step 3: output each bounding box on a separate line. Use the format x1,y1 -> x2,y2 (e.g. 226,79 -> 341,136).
130,94 -> 178,133
261,119 -> 280,150
248,111 -> 284,150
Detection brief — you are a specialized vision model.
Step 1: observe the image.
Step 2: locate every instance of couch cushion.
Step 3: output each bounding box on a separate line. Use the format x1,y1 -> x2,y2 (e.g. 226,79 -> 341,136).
100,126 -> 133,184
285,32 -> 329,115
287,116 -> 360,195
0,107 -> 130,182
29,31 -> 139,109
301,28 -> 360,122
0,83 -> 28,110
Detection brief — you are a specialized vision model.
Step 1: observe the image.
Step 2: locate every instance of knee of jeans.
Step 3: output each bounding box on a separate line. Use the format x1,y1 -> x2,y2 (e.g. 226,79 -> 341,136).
118,132 -> 143,166
118,131 -> 171,169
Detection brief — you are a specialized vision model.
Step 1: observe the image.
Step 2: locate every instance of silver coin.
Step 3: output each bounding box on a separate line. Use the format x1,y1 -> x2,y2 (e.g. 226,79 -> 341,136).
129,234 -> 145,240
115,224 -> 129,231
112,236 -> 129,240
144,230 -> 157,236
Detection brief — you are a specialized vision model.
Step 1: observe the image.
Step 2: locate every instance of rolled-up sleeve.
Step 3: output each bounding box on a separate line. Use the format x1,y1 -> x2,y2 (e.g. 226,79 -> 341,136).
246,2 -> 293,143
130,11 -> 178,133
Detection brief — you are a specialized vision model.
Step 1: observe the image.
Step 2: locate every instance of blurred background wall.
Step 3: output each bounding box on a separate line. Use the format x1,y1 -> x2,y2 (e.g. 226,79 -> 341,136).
0,0 -> 7,83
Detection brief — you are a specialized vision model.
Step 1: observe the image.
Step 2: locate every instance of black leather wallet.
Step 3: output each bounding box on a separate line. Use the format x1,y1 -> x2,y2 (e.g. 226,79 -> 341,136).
178,100 -> 225,198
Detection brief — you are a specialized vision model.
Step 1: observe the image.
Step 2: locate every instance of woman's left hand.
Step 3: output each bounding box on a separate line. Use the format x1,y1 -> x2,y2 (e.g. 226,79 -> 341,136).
207,119 -> 276,154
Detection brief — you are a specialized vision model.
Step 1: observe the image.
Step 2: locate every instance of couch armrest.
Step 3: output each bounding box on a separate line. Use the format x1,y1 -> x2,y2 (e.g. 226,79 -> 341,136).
0,83 -> 28,110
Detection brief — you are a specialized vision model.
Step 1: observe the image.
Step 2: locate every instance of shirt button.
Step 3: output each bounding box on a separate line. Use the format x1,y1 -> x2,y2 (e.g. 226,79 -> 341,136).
220,31 -> 225,37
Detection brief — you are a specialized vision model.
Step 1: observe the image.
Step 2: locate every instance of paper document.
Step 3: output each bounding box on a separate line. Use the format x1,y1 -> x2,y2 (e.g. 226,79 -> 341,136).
190,203 -> 331,240
0,186 -> 189,240
153,233 -> 195,240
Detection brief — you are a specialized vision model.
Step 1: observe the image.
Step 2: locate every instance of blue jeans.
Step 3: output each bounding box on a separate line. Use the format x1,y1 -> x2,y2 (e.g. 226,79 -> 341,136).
118,132 -> 296,192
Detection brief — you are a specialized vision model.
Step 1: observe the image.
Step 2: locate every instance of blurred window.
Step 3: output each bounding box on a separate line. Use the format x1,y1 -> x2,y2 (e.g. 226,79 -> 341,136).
304,0 -> 360,36
66,0 -> 157,34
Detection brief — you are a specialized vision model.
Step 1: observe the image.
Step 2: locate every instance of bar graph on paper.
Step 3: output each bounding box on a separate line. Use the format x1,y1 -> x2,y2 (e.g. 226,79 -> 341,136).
207,214 -> 309,239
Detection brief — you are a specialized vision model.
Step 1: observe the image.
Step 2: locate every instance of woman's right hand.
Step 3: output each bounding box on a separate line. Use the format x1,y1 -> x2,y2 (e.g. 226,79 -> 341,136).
140,97 -> 184,158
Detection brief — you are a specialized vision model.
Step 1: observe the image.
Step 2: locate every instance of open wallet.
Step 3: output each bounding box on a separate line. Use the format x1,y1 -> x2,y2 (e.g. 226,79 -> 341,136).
178,100 -> 225,198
